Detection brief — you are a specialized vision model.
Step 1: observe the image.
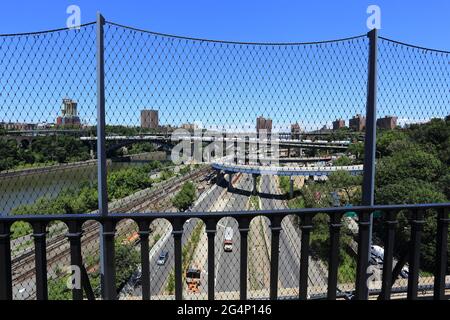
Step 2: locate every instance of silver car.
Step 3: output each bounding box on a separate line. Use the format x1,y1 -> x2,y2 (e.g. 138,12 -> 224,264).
157,251 -> 169,266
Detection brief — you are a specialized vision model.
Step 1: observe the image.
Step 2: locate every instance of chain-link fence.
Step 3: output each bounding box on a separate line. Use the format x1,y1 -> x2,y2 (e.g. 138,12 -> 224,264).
0,18 -> 448,300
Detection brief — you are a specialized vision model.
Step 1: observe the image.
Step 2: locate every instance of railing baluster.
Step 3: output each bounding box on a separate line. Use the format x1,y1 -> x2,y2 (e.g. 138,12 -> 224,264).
269,217 -> 282,300
379,211 -> 397,300
299,213 -> 312,300
0,222 -> 12,300
0,205 -> 449,301
355,210 -> 371,299
138,220 -> 151,300
172,219 -> 183,300
206,219 -> 216,300
66,221 -> 83,300
102,220 -> 116,300
327,213 -> 342,300
32,222 -> 48,300
239,218 -> 250,300
434,208 -> 449,300
407,209 -> 424,300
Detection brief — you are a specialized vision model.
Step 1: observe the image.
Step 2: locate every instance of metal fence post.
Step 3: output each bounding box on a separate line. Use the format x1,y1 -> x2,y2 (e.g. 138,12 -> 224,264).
96,12 -> 114,300
206,219 -> 217,300
361,27 -> 378,300
299,213 -> 312,300
33,222 -> 48,300
138,221 -> 151,300
269,217 -> 282,300
0,222 -> 12,300
239,218 -> 250,300
434,208 -> 449,300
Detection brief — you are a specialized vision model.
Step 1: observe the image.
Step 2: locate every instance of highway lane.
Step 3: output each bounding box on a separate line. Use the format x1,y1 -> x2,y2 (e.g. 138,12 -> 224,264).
132,172 -> 328,299
259,175 -> 328,295
144,174 -> 229,297
259,175 -> 300,291
212,175 -> 252,298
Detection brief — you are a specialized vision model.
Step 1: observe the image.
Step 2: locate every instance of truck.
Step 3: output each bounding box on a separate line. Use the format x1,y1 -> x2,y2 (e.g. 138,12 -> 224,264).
223,227 -> 233,252
186,268 -> 201,293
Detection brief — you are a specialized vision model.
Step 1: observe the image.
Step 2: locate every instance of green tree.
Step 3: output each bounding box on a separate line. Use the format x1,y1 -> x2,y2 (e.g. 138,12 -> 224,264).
327,171 -> 362,205
376,149 -> 443,187
172,182 -> 197,211
0,139 -> 20,171
376,130 -> 408,157
107,167 -> 152,199
332,156 -> 352,166
347,142 -> 364,161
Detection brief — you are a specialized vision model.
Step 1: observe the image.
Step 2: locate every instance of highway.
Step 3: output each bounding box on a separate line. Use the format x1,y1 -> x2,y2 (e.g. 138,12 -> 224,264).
210,175 -> 252,298
259,175 -> 328,296
260,175 -> 299,291
128,171 -> 329,299
130,173 -> 231,298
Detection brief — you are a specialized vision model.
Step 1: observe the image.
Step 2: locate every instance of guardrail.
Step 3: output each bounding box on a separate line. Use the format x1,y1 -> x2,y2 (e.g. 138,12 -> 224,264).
0,203 -> 448,300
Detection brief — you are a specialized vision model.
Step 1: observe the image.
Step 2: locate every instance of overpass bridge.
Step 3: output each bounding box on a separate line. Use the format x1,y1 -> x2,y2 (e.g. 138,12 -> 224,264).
3,130 -> 352,153
211,155 -> 363,197
79,135 -> 350,152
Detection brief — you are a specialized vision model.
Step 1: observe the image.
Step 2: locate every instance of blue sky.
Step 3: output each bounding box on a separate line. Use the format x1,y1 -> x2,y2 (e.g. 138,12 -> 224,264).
1,1 -> 449,131
1,1 -> 449,51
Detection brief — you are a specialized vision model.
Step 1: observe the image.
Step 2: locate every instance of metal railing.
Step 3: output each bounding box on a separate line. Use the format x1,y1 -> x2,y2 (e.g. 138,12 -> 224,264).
0,203 -> 449,300
0,13 -> 449,300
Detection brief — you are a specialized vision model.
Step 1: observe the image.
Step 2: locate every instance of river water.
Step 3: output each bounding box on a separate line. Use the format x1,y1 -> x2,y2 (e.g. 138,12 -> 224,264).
0,162 -> 145,216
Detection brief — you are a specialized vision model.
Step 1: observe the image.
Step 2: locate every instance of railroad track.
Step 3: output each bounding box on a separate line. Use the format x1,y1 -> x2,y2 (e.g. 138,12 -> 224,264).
11,166 -> 214,293
12,221 -> 100,284
113,166 -> 212,212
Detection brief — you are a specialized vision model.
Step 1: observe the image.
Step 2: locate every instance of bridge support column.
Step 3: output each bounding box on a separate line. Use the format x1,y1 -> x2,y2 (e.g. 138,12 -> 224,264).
217,170 -> 224,184
228,172 -> 234,192
289,177 -> 294,199
252,174 -> 259,195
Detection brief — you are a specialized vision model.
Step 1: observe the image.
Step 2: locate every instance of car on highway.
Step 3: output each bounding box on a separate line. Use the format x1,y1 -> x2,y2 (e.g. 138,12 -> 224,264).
400,265 -> 409,279
223,227 -> 233,252
370,253 -> 383,265
157,251 -> 169,265
371,245 -> 384,260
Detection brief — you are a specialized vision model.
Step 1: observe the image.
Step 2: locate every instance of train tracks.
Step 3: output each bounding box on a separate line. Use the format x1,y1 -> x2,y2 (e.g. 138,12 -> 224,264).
11,166 -> 214,296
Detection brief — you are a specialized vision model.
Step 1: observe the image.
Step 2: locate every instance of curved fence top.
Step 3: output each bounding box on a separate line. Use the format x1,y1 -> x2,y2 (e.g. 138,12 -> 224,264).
1,20 -> 449,53
0,22 -> 96,37
105,21 -> 367,46
379,36 -> 450,55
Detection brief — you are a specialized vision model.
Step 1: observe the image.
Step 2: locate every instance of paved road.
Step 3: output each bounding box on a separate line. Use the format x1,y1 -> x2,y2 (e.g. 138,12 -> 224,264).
259,175 -> 328,295
259,175 -> 300,290
130,173 -> 231,298
128,172 -> 330,299
211,175 -> 252,297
